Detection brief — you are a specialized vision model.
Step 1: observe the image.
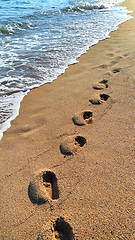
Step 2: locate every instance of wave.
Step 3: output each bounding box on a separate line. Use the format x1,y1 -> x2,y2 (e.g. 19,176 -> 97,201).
1,0 -> 120,36
62,3 -> 106,12
0,21 -> 33,35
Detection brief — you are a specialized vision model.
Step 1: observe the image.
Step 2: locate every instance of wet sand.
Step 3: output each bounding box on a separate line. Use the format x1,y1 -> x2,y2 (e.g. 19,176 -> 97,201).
0,0 -> 135,239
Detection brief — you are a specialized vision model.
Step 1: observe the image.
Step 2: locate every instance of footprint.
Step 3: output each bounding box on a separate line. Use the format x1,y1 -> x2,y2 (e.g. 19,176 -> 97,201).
99,64 -> 108,69
93,80 -> 108,90
89,93 -> 110,105
15,125 -> 31,133
60,135 -> 86,155
52,217 -> 75,240
72,110 -> 93,126
28,169 -> 59,204
123,53 -> 129,57
107,53 -> 114,57
104,71 -> 112,77
100,80 -> 108,85
110,60 -> 119,66
112,68 -> 121,74
116,56 -> 123,60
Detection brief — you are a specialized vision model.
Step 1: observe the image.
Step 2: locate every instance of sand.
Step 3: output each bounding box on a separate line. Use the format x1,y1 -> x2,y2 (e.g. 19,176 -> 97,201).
0,0 -> 135,239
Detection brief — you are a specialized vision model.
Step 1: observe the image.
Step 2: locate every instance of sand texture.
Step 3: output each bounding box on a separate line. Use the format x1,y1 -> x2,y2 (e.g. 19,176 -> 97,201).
0,0 -> 135,239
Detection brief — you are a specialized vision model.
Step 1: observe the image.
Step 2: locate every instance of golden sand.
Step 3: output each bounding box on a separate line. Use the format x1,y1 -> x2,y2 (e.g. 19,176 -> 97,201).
0,0 -> 135,239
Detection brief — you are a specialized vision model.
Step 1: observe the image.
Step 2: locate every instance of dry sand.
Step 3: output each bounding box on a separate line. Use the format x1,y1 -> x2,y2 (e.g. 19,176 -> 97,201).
0,0 -> 135,239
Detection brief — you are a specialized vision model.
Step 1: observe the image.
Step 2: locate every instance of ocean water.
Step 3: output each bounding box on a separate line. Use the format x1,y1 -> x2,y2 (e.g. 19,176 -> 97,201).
0,0 -> 132,139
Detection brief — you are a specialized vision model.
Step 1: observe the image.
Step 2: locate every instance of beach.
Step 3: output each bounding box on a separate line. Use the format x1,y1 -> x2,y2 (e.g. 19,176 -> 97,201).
0,0 -> 135,239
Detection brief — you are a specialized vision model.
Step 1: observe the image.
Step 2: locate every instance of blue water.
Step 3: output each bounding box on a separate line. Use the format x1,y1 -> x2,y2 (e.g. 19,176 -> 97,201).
0,0 -> 132,139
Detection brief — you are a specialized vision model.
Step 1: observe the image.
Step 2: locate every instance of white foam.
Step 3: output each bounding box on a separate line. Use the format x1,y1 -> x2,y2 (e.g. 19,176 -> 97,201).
0,90 -> 29,140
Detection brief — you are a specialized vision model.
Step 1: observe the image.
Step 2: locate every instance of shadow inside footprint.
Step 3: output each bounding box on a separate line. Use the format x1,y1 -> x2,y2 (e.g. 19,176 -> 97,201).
72,110 -> 93,126
83,111 -> 92,120
28,169 -> 59,204
99,80 -> 108,84
112,68 -> 121,73
75,136 -> 86,147
100,94 -> 109,101
43,171 -> 59,200
53,217 -> 75,240
60,135 -> 86,155
99,80 -> 108,88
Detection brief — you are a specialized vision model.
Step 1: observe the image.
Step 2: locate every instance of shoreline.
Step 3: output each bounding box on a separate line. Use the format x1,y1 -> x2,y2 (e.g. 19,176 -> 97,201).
1,0 -> 135,239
